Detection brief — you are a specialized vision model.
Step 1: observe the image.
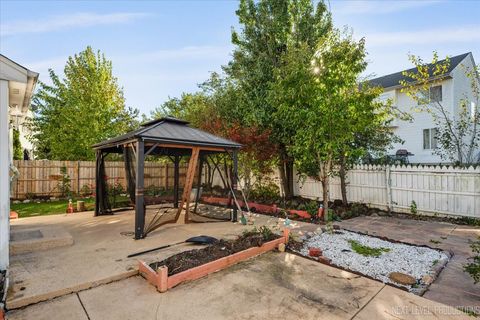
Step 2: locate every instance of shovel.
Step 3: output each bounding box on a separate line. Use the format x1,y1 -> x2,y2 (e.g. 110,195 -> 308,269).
127,235 -> 218,258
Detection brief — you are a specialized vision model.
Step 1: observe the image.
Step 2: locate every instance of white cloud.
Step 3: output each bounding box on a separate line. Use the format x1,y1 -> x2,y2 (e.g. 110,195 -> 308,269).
334,0 -> 439,15
366,25 -> 480,47
1,12 -> 149,36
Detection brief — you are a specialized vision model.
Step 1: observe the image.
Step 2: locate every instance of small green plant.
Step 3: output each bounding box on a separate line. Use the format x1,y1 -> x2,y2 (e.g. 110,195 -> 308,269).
242,226 -> 276,241
410,200 -> 417,215
464,236 -> 480,284
432,259 -> 439,266
325,222 -> 335,234
348,240 -> 390,257
304,200 -> 318,218
58,166 -> 71,198
80,184 -> 93,197
430,239 -> 441,244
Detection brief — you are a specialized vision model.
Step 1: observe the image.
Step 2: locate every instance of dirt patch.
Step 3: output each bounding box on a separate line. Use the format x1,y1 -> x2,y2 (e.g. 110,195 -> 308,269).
149,228 -> 280,276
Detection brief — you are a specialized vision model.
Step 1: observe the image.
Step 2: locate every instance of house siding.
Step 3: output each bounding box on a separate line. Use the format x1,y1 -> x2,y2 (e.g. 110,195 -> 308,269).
380,53 -> 478,164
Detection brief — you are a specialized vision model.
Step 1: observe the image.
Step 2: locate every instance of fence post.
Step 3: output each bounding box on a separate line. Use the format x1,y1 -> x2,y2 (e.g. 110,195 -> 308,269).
76,161 -> 81,196
385,165 -> 392,212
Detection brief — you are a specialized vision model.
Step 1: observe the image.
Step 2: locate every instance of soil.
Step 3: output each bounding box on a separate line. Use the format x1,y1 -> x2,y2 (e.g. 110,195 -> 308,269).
0,269 -> 5,304
149,231 -> 280,276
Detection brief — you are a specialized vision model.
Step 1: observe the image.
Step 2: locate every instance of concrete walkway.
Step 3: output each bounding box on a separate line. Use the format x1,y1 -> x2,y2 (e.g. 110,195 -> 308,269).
7,252 -> 470,320
6,210 -> 477,319
339,215 -> 480,308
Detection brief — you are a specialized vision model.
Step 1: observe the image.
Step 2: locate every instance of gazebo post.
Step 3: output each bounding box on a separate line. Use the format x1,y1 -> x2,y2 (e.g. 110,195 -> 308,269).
173,155 -> 180,208
232,150 -> 238,222
94,150 -> 101,216
193,155 -> 203,214
135,139 -> 145,239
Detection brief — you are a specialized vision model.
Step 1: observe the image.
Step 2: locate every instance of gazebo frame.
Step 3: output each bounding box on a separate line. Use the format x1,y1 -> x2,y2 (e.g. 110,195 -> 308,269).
92,117 -> 242,239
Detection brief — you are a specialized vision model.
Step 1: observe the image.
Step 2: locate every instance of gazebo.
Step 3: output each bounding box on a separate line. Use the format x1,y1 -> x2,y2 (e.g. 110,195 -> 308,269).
92,117 -> 242,239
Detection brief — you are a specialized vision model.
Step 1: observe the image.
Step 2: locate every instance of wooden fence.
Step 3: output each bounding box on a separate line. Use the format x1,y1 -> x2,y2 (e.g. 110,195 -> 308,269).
293,164 -> 480,218
11,160 -> 189,199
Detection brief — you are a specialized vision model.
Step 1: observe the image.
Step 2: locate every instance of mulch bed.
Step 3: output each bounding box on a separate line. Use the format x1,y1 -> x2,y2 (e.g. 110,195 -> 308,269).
149,232 -> 281,276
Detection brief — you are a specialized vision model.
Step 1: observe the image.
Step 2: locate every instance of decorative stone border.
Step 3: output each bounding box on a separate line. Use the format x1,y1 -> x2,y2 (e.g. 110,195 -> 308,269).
139,229 -> 290,292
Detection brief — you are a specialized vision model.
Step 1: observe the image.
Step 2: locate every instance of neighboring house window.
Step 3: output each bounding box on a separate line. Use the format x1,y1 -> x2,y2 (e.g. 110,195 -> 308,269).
423,128 -> 438,149
429,85 -> 442,102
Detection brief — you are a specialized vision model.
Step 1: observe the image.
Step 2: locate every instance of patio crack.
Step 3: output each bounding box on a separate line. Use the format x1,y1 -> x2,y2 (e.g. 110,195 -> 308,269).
349,284 -> 385,320
76,292 -> 91,320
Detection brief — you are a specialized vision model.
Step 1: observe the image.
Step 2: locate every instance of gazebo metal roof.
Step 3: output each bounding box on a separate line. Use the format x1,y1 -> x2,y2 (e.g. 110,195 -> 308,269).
93,116 -> 242,152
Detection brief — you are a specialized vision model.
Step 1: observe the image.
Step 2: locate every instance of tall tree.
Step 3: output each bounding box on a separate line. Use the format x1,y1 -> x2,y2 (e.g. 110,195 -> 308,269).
401,52 -> 480,165
278,29 -> 381,218
226,0 -> 332,198
31,47 -> 138,160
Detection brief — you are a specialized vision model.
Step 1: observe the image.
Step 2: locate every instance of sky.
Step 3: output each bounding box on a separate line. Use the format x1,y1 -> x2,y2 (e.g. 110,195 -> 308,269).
1,0 -> 479,116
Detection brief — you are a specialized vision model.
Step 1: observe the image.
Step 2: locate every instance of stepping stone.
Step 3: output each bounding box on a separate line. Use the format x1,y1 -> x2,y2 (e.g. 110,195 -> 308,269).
389,272 -> 416,285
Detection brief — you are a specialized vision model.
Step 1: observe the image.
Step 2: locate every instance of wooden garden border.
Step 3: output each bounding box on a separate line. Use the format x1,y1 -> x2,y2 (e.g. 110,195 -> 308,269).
138,229 -> 289,292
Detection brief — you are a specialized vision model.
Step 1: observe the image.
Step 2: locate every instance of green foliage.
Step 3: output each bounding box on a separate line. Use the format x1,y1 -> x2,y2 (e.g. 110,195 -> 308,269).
12,128 -> 23,160
58,166 -> 71,198
401,52 -> 480,165
348,240 -> 390,257
249,180 -> 280,203
241,226 -> 276,241
304,200 -> 318,217
30,46 -> 139,160
464,237 -> 480,284
108,178 -> 125,208
145,185 -> 163,197
80,184 -> 94,197
410,200 -> 418,215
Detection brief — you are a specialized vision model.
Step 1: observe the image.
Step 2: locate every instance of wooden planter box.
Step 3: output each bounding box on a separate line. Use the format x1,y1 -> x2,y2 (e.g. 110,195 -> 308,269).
288,209 -> 311,219
139,229 -> 290,293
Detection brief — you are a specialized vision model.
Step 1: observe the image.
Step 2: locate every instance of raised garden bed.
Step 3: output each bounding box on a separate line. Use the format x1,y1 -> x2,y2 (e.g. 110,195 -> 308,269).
291,229 -> 450,295
139,228 -> 289,292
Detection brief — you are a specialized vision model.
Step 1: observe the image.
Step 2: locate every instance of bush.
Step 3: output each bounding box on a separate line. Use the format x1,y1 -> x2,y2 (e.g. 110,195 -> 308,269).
58,166 -> 71,198
145,185 -> 163,196
249,181 -> 280,203
80,184 -> 94,197
464,237 -> 480,284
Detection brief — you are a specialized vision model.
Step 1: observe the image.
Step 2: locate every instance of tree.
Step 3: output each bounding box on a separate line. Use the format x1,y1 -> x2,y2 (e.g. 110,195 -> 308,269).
30,46 -> 139,160
401,52 -> 480,165
226,0 -> 332,198
12,128 -> 23,160
278,29 -> 376,218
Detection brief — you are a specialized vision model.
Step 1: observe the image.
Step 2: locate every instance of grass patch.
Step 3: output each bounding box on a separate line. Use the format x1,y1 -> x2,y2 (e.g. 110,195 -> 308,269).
348,239 -> 390,257
10,196 -> 130,218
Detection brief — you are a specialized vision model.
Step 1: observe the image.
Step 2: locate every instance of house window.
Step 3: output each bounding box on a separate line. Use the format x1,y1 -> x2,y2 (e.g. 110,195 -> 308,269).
423,128 -> 438,149
429,85 -> 442,102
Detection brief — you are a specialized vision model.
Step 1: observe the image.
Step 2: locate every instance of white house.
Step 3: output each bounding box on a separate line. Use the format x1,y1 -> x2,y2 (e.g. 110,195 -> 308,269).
371,52 -> 479,164
0,55 -> 38,270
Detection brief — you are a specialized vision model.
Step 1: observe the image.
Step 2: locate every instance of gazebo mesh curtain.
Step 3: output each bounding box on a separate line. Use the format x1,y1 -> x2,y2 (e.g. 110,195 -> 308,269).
123,147 -> 136,204
96,152 -> 111,215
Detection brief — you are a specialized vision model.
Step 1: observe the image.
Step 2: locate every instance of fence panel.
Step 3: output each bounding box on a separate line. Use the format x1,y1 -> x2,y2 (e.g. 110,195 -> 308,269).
294,164 -> 480,218
11,160 -> 189,199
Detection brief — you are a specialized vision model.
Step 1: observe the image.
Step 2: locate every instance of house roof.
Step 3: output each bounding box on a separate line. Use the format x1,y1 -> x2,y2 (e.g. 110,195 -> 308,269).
369,52 -> 471,89
92,116 -> 242,151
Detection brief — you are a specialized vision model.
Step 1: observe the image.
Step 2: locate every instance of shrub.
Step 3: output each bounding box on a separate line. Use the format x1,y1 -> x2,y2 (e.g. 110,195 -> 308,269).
249,181 -> 280,203
58,166 -> 71,198
348,240 -> 390,257
464,237 -> 480,284
80,184 -> 94,197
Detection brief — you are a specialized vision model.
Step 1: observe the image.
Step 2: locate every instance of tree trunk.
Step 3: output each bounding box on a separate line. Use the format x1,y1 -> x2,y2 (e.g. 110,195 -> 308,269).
321,174 -> 329,222
278,144 -> 294,199
339,154 -> 348,206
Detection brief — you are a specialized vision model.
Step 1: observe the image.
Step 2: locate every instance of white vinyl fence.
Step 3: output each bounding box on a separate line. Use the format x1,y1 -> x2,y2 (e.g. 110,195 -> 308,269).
294,165 -> 480,218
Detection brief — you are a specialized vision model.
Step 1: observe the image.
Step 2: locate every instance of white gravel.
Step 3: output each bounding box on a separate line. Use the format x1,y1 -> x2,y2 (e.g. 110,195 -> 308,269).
299,230 -> 449,291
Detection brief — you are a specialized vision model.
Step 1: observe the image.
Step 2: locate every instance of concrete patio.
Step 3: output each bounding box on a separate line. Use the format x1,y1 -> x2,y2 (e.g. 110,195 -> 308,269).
5,209 -> 478,319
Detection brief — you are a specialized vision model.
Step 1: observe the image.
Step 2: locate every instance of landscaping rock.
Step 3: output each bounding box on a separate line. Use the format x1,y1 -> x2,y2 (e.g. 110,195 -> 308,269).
13,200 -> 20,204
389,272 -> 417,285
22,200 -> 30,204
421,275 -> 434,285
308,247 -> 322,257
318,256 -> 331,264
278,243 -> 286,252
